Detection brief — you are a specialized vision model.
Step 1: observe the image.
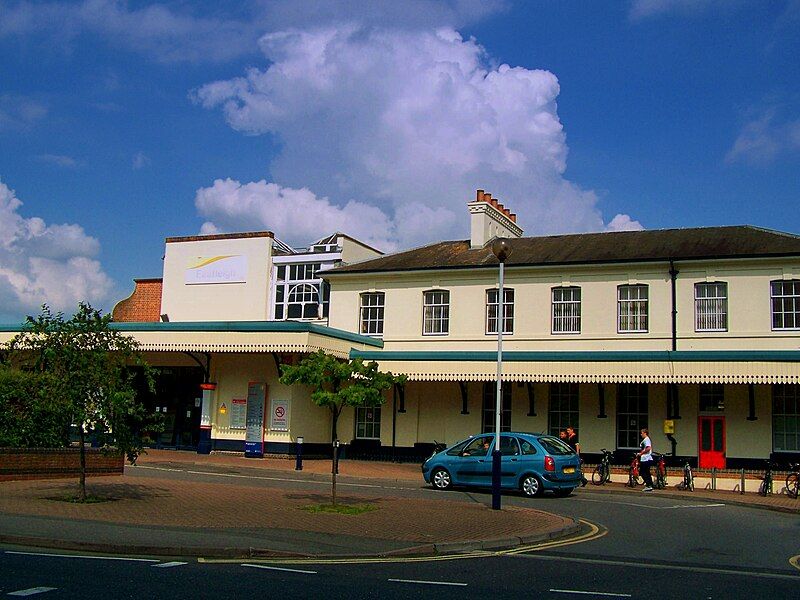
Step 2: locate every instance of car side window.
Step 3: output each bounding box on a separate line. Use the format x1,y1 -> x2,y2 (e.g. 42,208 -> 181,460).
519,439 -> 537,455
500,436 -> 520,456
461,436 -> 491,456
446,439 -> 471,456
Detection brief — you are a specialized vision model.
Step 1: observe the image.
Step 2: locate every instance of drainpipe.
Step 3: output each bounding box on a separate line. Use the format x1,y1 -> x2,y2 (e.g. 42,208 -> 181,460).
669,260 -> 679,351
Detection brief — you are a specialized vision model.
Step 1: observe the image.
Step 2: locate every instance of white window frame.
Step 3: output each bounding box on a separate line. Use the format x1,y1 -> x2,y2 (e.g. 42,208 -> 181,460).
773,384 -> 800,452
422,289 -> 450,336
694,282 -> 728,332
771,280 -> 800,331
272,261 -> 331,321
552,286 -> 581,334
617,284 -> 648,333
359,292 -> 385,337
355,406 -> 381,440
485,288 -> 514,335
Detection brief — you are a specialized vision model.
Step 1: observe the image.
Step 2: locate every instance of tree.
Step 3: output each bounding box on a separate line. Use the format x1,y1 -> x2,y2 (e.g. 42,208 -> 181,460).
279,350 -> 405,505
5,303 -> 158,501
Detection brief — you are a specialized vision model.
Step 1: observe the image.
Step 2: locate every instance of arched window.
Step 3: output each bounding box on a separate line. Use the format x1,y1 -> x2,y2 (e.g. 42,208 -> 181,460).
287,283 -> 321,319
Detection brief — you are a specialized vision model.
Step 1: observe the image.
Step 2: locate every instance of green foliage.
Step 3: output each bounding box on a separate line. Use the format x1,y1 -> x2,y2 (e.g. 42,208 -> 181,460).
0,367 -> 71,448
4,303 -> 161,497
279,349 -> 406,441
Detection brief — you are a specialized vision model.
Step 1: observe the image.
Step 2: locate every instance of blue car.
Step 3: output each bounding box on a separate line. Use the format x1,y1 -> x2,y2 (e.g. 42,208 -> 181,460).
421,432 -> 582,497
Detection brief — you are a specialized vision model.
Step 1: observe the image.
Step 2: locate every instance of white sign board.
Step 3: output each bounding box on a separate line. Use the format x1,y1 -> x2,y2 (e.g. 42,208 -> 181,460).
185,255 -> 247,285
270,399 -> 290,431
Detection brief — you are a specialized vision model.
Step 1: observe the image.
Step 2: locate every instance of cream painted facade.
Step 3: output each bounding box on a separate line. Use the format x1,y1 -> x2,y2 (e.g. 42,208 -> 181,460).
161,233 -> 275,322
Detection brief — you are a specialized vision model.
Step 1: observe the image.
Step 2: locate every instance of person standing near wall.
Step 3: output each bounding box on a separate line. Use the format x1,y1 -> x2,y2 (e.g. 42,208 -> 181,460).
638,428 -> 654,492
565,426 -> 588,487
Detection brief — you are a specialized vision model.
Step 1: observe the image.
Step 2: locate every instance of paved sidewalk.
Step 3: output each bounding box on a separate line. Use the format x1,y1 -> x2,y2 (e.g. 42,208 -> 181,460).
0,450 -> 577,558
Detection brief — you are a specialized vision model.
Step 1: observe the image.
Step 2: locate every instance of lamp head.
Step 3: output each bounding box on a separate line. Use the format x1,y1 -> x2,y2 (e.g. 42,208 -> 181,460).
491,237 -> 512,263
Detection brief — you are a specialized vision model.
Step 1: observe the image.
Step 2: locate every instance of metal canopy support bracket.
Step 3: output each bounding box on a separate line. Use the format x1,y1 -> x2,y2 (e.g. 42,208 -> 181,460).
183,351 -> 211,383
747,383 -> 758,421
526,382 -> 536,416
597,383 -> 607,418
397,383 -> 406,413
459,381 -> 469,414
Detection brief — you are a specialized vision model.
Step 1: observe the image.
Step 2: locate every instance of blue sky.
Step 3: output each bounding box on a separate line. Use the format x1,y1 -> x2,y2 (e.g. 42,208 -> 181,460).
0,0 -> 798,321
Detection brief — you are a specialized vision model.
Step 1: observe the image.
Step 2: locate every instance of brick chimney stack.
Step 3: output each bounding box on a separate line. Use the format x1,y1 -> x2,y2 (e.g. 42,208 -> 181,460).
468,189 -> 524,249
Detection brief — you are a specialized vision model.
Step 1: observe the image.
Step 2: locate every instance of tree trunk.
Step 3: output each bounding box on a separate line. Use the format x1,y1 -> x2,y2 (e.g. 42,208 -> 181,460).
331,442 -> 338,507
78,428 -> 87,501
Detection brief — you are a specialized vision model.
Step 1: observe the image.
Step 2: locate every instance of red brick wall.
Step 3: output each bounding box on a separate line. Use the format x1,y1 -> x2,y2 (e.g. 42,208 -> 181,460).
112,278 -> 162,322
0,448 -> 124,482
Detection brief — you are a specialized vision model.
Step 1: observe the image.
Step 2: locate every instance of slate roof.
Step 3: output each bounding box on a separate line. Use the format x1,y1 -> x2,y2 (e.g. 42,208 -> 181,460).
325,226 -> 800,275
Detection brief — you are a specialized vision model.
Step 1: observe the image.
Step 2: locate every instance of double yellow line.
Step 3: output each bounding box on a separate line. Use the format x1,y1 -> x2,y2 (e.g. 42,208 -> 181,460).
197,519 -> 606,566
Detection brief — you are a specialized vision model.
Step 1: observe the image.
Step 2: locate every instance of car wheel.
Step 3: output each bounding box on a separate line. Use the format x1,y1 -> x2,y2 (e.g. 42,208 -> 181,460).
521,474 -> 543,497
431,468 -> 452,490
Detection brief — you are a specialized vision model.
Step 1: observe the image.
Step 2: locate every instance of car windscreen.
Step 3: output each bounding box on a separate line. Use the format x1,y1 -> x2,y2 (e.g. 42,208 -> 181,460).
537,436 -> 575,455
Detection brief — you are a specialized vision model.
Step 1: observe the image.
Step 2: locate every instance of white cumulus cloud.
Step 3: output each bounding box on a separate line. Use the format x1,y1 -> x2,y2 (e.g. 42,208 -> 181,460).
0,179 -> 114,321
725,107 -> 800,165
194,26 -> 630,249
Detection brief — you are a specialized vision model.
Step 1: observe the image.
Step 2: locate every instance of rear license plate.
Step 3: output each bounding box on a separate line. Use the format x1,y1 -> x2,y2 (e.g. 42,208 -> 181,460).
563,467 -> 575,474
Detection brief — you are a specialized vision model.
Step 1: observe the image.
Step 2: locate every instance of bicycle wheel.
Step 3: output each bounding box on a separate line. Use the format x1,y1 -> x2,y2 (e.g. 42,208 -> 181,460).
758,477 -> 771,497
591,465 -> 605,485
786,473 -> 799,499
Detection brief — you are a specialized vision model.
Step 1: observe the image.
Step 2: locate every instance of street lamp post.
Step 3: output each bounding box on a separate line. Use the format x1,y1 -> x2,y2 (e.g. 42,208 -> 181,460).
490,237 -> 511,510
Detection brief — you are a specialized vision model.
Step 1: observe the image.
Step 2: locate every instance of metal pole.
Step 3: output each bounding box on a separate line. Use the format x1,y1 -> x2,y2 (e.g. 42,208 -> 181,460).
492,260 -> 504,510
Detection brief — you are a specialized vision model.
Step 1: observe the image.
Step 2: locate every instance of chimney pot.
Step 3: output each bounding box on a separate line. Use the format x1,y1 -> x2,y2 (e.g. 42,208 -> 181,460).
510,213 -> 517,222
476,189 -> 484,201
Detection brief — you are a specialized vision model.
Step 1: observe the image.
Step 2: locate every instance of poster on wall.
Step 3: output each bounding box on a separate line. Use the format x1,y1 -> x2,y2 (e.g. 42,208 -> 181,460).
230,398 -> 247,429
185,255 -> 247,285
269,399 -> 290,432
244,382 -> 267,457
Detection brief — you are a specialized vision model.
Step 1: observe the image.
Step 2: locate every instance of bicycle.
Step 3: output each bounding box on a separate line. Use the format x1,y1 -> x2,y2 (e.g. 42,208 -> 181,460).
591,449 -> 613,485
677,459 -> 694,491
627,454 -> 641,488
652,452 -> 669,489
759,460 -> 775,497
786,462 -> 799,499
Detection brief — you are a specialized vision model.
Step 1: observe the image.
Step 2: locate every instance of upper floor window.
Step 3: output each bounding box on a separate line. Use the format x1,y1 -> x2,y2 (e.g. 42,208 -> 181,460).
423,290 -> 450,335
359,292 -> 385,336
695,282 -> 728,332
771,280 -> 800,331
274,263 -> 329,320
618,284 -> 648,333
552,286 -> 581,334
486,288 -> 514,335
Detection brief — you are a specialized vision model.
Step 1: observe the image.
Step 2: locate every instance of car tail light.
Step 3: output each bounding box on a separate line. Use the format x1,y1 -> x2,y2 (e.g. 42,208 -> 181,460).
544,456 -> 555,472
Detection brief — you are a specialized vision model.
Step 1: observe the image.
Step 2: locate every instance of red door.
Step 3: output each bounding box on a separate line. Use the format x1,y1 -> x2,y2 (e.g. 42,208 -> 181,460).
698,416 -> 726,469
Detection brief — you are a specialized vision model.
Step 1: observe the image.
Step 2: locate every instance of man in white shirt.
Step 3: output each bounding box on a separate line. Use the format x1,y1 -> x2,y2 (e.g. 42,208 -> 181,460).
638,428 -> 654,492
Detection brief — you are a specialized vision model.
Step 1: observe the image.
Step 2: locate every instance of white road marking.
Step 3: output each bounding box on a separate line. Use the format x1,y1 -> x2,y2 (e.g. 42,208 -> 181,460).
136,465 -> 414,491
8,588 -> 57,596
242,563 -> 317,574
550,589 -> 631,597
512,553 -> 800,581
152,561 -> 187,568
388,578 -> 467,587
4,551 -> 158,563
575,497 -> 725,510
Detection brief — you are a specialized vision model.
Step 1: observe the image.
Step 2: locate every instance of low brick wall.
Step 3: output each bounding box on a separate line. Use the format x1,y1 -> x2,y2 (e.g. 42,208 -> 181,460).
0,448 -> 124,482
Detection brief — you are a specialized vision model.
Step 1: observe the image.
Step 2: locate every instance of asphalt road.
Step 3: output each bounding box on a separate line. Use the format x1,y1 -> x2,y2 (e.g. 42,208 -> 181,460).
1,464 -> 798,598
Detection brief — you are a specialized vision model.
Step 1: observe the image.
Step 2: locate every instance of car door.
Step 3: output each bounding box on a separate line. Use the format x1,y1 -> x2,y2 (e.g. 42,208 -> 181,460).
499,435 -> 523,488
452,435 -> 493,486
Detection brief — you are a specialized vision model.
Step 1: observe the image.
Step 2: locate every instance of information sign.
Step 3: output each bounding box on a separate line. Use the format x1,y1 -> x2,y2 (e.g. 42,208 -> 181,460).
245,382 -> 267,457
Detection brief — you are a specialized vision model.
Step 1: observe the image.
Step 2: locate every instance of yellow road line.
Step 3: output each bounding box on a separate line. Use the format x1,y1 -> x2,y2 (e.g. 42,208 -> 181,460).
197,519 -> 605,566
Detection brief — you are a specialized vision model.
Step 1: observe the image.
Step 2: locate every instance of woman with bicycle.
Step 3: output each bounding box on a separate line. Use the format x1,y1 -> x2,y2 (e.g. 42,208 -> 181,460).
638,428 -> 655,492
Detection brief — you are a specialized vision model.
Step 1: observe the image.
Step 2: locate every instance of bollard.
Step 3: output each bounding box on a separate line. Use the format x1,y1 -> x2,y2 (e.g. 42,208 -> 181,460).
740,468 -> 745,495
711,467 -> 717,491
295,436 -> 304,471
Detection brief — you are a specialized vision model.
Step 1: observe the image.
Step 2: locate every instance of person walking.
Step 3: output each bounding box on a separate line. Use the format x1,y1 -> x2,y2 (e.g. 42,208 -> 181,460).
638,428 -> 654,492
565,426 -> 588,487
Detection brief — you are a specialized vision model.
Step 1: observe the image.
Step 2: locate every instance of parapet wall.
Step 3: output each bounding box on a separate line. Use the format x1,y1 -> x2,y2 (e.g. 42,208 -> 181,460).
0,447 -> 124,482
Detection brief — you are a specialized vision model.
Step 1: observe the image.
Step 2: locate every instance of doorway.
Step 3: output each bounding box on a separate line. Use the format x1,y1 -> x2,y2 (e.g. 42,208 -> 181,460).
698,416 -> 726,469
